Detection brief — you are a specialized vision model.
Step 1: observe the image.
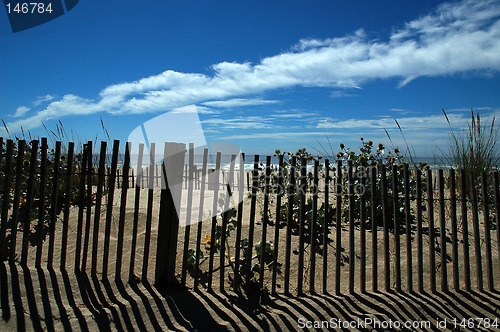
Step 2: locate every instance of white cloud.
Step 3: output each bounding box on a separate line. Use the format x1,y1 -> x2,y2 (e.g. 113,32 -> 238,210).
4,0 -> 500,133
202,98 -> 280,108
12,106 -> 30,118
33,94 -> 55,106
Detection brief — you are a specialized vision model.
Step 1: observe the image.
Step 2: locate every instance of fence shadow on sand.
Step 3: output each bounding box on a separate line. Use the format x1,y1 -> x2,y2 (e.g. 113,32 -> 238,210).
1,262 -> 500,331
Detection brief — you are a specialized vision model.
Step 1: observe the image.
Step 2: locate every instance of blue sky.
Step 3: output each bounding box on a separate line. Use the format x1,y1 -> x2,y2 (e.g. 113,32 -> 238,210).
1,0 -> 500,157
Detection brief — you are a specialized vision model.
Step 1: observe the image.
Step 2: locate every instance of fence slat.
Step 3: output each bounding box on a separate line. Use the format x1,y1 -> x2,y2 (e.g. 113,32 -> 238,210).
102,140 -> 119,278
259,156 -> 271,294
60,142 -> 74,270
91,141 -> 107,275
335,159 -> 342,295
115,142 -> 131,279
323,159 -> 330,295
0,140 -> 14,260
310,159 -> 319,294
449,169 -> 459,291
297,157 -> 307,296
21,140 -> 39,265
495,171 -> 500,287
404,164 -> 412,292
460,170 -> 471,291
35,138 -> 48,268
142,143 -> 156,281
47,141 -> 61,269
381,165 -> 390,292
348,160 -> 355,295
208,152 -> 222,291
194,149 -> 209,290
75,144 -> 88,273
81,141 -> 93,272
284,156 -> 296,295
416,169 -> 423,293
371,166 -> 378,293
272,155 -> 284,295
469,172 -> 483,291
221,154 -> 236,291
129,143 -> 144,282
392,164 -> 401,292
427,168 -> 436,293
438,170 -> 448,292
181,143 -> 195,287
360,171 -> 366,294
481,172 -> 493,291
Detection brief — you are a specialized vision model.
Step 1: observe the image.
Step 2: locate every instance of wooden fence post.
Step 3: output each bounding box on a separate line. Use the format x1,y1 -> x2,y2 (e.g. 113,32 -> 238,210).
155,142 -> 186,286
284,157 -> 296,295
323,159 -> 330,295
272,155 -> 284,295
21,140 -> 38,265
102,140 -> 119,278
0,140 -> 14,260
60,142 -> 74,270
91,141 -> 107,275
35,138 -> 47,268
335,159 -> 342,296
194,149 -> 209,290
297,157 -> 307,296
427,168 -> 436,293
47,141 -> 61,269
143,144 -> 156,281
129,143 -> 144,283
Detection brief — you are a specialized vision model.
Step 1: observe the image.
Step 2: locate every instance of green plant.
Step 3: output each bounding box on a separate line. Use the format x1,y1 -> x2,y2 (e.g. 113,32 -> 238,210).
439,109 -> 499,183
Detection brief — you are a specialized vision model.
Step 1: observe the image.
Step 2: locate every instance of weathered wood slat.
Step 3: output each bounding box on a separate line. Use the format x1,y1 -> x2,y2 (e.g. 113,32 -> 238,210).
221,154 -> 236,291
35,138 -> 48,267
381,165 -> 390,292
75,144 -> 88,273
297,157 -> 307,296
47,141 -> 61,269
91,141 -> 107,275
21,140 -> 39,265
244,155 -> 259,291
194,149 -> 209,290
449,169 -> 459,291
404,164 -> 412,292
81,142 -> 93,272
371,166 -> 378,293
129,143 -> 144,283
272,154 -> 283,295
416,169 -> 423,293
335,159 -> 342,295
60,142 -> 74,270
259,156 -> 271,294
310,159 -> 319,294
284,156 -> 296,295
427,168 -> 436,293
0,140 -> 14,260
481,172 -> 493,291
102,140 -> 119,278
460,170 -> 471,291
469,172 -> 483,291
323,159 -> 330,295
181,143 -> 195,287
208,152 -> 222,291
393,165 -> 401,292
438,170 -> 448,292
115,142 -> 131,279
348,160 -> 355,294
142,143 -> 156,281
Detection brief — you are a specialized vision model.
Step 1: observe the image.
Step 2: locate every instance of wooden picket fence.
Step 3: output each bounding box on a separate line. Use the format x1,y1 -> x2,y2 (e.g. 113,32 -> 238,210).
0,137 -> 499,296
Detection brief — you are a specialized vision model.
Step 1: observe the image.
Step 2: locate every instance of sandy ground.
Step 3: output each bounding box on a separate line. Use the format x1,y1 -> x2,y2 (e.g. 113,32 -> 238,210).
1,169 -> 500,330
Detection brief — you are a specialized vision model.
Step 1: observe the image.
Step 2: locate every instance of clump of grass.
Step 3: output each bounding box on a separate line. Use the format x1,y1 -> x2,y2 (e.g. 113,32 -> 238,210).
439,108 -> 499,178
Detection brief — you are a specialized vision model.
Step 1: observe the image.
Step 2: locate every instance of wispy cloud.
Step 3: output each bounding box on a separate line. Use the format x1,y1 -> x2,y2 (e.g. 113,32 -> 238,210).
202,98 -> 280,108
11,106 -> 30,118
3,0 -> 500,133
